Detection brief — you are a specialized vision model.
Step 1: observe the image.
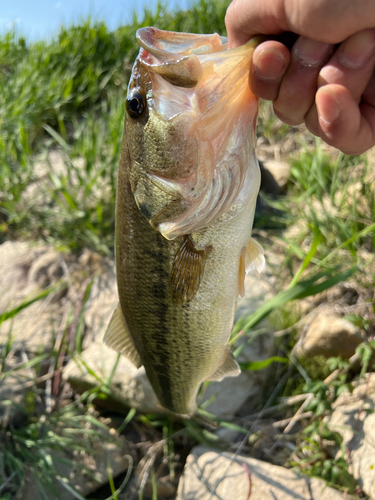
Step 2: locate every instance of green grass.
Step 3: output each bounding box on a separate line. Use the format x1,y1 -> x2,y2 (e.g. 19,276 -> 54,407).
0,1 -> 374,498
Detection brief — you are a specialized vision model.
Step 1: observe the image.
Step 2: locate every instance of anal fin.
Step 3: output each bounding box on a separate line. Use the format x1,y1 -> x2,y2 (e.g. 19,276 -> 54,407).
171,235 -> 208,304
104,303 -> 142,368
208,347 -> 240,382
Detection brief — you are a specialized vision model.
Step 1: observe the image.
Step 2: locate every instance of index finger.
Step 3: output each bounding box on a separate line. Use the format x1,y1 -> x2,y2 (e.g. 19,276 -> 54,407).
225,0 -> 287,48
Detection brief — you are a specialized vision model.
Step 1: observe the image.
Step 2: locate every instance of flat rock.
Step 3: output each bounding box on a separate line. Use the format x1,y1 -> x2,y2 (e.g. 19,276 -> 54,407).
176,446 -> 350,500
18,425 -> 132,500
0,241 -> 118,354
0,241 -> 67,353
325,373 -> 375,498
294,308 -> 365,359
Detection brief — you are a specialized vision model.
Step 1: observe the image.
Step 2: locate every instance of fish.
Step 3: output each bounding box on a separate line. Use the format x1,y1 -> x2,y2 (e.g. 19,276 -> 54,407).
104,27 -> 265,416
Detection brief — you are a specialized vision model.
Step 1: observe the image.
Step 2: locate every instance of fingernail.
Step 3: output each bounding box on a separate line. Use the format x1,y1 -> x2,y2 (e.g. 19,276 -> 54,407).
293,37 -> 333,67
339,29 -> 375,69
254,48 -> 286,81
318,87 -> 340,125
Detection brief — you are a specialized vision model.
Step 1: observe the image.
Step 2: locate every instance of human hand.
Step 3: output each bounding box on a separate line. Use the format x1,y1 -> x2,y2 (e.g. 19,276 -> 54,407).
225,0 -> 375,155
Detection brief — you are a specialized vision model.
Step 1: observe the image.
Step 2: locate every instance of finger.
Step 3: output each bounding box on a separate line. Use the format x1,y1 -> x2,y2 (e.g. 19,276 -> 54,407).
319,28 -> 375,98
283,0 -> 375,44
311,84 -> 375,155
226,0 -> 287,49
272,37 -> 334,125
249,41 -> 290,101
226,0 -> 375,49
306,29 -> 375,138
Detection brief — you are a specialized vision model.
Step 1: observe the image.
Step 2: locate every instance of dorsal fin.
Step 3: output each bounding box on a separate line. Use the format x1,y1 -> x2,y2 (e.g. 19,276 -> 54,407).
171,236 -> 209,304
104,303 -> 142,368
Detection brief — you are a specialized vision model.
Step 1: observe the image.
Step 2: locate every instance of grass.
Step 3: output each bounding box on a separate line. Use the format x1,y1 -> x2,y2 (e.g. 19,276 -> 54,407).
0,0 -> 374,498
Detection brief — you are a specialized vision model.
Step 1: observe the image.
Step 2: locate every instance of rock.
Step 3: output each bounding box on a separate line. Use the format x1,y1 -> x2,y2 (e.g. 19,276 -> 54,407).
325,373 -> 375,498
137,476 -> 176,499
176,445 -> 349,500
294,308 -> 365,359
260,159 -> 291,194
0,241 -> 67,352
18,425 -> 132,500
63,341 -> 164,414
0,241 -> 119,354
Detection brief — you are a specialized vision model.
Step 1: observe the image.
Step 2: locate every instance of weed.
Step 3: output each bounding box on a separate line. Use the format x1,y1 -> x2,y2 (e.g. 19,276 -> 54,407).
290,420 -> 357,493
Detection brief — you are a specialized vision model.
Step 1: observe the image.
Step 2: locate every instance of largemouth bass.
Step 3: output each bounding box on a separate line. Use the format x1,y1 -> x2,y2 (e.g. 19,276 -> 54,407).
105,27 -> 264,415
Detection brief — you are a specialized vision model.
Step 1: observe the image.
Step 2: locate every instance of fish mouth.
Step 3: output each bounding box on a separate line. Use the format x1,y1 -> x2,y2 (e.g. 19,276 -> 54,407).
132,28 -> 260,239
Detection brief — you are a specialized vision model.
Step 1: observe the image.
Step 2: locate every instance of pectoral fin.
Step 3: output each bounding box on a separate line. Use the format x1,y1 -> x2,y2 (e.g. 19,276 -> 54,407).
208,347 -> 240,382
171,236 -> 208,304
238,238 -> 266,297
239,237 -> 265,297
245,237 -> 265,273
104,303 -> 142,368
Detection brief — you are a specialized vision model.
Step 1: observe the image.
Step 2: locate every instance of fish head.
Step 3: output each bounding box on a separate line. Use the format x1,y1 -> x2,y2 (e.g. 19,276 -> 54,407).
125,27 -> 260,239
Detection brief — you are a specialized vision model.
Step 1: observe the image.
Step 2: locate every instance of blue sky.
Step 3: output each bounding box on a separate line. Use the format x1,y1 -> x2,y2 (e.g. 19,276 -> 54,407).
0,0 -> 189,41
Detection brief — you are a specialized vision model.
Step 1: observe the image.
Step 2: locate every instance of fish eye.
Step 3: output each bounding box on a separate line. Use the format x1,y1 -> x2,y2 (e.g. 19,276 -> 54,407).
126,91 -> 146,119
